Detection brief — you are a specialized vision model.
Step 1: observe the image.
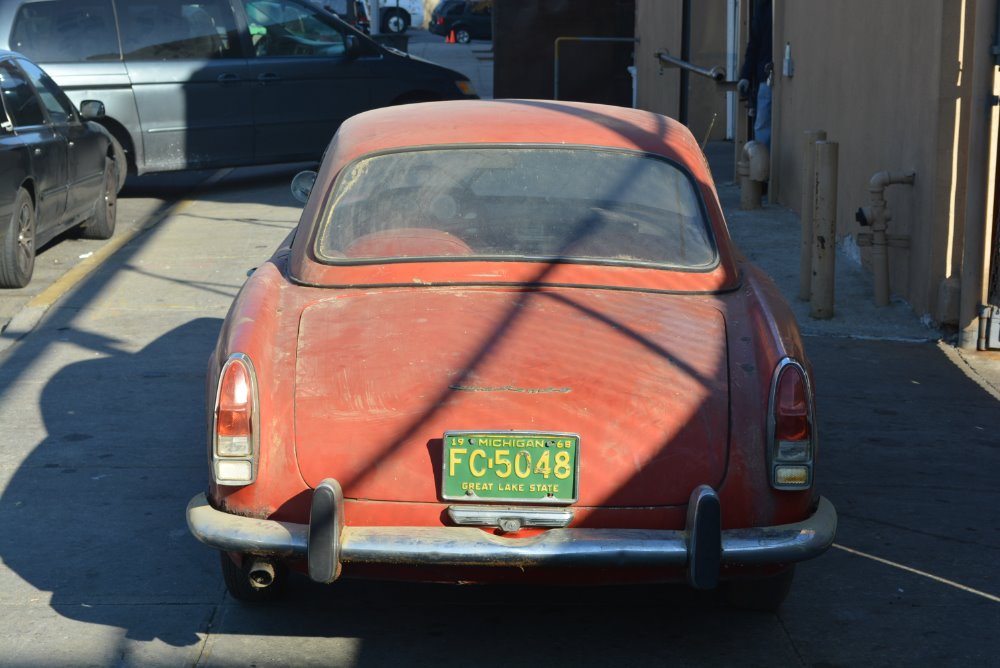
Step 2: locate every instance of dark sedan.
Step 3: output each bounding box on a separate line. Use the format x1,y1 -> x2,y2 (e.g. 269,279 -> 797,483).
0,50 -> 119,288
429,0 -> 492,43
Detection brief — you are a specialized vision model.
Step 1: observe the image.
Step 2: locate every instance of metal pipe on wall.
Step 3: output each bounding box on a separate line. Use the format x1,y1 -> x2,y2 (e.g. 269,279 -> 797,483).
654,51 -> 727,82
726,0 -> 739,140
680,0 -> 691,125
958,0 -> 1000,349
731,0 -> 752,182
769,0 -> 784,203
867,171 -> 916,307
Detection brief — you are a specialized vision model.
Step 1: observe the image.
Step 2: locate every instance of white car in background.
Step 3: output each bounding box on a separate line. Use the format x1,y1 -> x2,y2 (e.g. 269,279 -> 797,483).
370,0 -> 423,33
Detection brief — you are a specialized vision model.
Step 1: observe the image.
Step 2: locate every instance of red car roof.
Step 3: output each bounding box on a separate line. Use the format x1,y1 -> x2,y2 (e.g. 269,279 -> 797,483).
290,99 -> 739,292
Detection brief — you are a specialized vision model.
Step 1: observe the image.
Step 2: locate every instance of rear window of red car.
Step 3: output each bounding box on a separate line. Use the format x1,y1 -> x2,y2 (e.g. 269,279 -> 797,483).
315,146 -> 717,270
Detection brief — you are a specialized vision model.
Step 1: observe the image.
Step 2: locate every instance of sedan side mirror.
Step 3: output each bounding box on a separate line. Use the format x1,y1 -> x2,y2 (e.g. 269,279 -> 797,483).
291,170 -> 318,204
79,100 -> 106,119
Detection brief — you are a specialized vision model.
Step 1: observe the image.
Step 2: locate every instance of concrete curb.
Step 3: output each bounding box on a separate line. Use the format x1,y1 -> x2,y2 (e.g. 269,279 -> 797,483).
0,219 -> 155,355
946,344 -> 1000,402
0,168 -> 233,356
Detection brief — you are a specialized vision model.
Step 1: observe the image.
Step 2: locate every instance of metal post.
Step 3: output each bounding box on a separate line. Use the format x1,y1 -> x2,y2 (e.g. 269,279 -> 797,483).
799,130 -> 826,301
810,141 -> 838,319
870,188 -> 891,307
680,0 -> 691,125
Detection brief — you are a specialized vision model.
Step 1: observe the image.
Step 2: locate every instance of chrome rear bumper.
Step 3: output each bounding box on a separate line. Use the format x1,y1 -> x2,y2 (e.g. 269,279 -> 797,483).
187,481 -> 836,589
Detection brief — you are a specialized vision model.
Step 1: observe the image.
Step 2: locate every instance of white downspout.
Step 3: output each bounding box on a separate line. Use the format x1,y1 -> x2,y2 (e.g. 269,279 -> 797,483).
726,0 -> 738,140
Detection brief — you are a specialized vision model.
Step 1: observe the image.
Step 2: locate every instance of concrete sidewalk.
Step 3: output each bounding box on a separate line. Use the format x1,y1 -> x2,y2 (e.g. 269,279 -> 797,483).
405,30 -> 998,380
705,143 -> 937,341
703,142 -> 1000,399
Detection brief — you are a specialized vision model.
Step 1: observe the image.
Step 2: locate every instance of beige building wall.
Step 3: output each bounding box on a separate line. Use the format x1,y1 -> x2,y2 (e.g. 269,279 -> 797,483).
691,1 -> 731,144
635,0 -> 989,324
634,0 -> 730,145
772,0 -> 970,322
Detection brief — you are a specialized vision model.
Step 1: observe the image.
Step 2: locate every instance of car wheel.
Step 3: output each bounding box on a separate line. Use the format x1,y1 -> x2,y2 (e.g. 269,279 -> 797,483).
722,566 -> 795,612
0,187 -> 36,289
220,552 -> 288,603
383,9 -> 408,33
455,27 -> 471,44
108,135 -> 127,193
78,158 -> 118,240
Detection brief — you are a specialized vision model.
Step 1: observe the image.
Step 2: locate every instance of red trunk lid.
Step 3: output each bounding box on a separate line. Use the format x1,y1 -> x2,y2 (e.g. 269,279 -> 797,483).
294,288 -> 729,507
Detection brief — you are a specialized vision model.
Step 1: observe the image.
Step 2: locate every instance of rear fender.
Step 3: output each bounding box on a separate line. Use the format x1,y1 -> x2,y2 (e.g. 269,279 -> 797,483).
716,261 -> 816,528
208,251 -> 309,519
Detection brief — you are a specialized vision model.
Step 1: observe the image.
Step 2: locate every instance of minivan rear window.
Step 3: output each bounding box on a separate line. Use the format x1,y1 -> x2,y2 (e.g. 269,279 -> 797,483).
10,0 -> 119,63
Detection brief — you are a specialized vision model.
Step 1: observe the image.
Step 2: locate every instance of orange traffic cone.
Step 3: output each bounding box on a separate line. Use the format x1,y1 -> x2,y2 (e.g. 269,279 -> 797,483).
446,30 -> 455,44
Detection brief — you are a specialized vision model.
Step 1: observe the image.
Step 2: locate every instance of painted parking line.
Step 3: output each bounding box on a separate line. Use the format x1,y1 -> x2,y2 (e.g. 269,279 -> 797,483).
833,543 -> 1000,603
25,203 -> 185,311
0,169 -> 232,354
0,214 -> 174,353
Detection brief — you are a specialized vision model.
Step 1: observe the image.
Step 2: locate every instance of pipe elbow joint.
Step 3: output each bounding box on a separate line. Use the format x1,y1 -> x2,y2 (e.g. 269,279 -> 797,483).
743,140 -> 770,182
869,170 -> 916,193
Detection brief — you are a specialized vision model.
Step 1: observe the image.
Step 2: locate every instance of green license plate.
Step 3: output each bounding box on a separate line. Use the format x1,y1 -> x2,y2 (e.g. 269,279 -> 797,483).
442,431 -> 579,504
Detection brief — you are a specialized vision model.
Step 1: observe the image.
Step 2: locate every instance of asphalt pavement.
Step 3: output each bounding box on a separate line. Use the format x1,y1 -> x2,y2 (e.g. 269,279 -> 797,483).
1,157 -> 997,668
407,28 -> 494,99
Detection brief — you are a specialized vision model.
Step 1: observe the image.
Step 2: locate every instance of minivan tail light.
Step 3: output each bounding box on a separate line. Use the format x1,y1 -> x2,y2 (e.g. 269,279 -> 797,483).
213,353 -> 259,485
767,359 -> 815,490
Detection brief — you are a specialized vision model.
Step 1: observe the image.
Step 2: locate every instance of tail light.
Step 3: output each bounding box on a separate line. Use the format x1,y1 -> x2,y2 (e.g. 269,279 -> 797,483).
436,16 -> 445,24
767,359 -> 815,489
213,353 -> 259,485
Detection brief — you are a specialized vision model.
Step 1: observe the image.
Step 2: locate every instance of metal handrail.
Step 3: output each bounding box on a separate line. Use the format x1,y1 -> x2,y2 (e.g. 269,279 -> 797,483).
553,36 -> 639,100
655,50 -> 728,82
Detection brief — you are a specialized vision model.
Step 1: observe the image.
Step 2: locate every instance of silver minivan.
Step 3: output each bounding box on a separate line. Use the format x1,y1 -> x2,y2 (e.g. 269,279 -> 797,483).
0,0 -> 477,175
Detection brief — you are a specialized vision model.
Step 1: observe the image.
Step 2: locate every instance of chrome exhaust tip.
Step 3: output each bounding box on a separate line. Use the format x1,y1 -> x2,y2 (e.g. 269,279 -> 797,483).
247,560 -> 276,589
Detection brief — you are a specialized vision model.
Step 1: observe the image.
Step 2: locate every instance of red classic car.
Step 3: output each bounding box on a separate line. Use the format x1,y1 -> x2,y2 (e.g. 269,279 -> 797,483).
187,99 -> 836,610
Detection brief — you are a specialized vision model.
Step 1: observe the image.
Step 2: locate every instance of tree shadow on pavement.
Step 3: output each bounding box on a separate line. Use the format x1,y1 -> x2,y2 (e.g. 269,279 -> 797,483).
0,317 -> 222,649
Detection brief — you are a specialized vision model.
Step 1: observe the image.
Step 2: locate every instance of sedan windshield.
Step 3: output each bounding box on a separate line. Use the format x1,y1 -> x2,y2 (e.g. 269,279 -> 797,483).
316,147 -> 717,269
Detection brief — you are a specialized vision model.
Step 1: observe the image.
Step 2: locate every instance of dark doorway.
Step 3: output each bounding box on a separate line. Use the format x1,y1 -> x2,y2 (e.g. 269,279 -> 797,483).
493,0 -> 635,106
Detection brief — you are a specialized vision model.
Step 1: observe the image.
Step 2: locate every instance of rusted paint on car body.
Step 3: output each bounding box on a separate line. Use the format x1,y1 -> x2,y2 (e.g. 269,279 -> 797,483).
289,100 -> 739,292
201,100 -> 828,590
